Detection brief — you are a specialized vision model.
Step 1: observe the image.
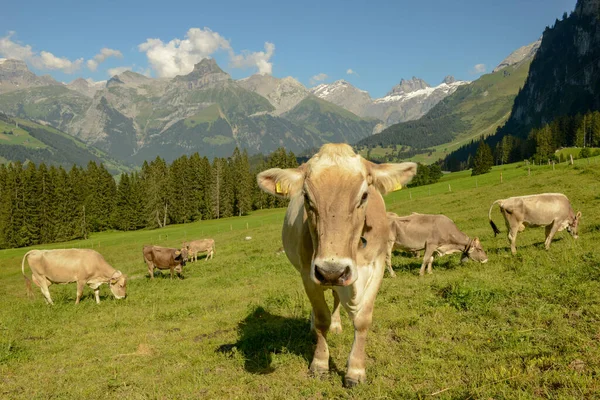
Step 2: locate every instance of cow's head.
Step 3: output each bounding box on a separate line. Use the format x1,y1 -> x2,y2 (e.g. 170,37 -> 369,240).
109,271 -> 127,299
175,248 -> 188,269
461,237 -> 488,263
258,143 -> 416,286
567,211 -> 582,239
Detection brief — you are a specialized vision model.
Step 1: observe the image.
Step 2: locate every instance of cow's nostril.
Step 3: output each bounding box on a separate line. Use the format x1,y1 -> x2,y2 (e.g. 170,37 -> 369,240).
314,265 -> 326,283
341,266 -> 351,280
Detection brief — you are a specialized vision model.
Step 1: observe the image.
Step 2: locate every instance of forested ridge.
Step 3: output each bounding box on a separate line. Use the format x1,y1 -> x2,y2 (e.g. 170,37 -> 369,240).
0,147 -> 297,249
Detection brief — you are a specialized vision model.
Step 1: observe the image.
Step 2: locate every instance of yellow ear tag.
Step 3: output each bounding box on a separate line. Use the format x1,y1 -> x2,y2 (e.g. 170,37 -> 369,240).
393,183 -> 402,191
275,181 -> 287,195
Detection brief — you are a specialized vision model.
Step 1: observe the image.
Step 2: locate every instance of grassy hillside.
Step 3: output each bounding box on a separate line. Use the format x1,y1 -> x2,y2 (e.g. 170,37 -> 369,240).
0,156 -> 599,398
284,95 -> 379,143
358,61 -> 531,164
0,115 -> 131,174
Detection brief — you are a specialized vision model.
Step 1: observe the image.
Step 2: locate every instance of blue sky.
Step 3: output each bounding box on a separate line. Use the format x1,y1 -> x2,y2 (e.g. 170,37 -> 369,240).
1,0 -> 575,98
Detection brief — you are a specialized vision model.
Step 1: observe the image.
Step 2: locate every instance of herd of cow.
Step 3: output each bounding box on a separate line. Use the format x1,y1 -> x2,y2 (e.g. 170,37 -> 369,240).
20,238 -> 215,304
19,143 -> 582,388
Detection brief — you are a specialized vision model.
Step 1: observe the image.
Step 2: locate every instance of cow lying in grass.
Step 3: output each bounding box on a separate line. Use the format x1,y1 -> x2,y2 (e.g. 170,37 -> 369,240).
386,212 -> 488,276
21,249 -> 127,304
257,143 -> 416,387
488,193 -> 581,254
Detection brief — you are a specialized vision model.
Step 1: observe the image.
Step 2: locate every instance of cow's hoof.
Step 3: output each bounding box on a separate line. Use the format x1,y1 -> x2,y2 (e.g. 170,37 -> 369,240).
329,322 -> 342,334
344,375 -> 365,388
309,361 -> 329,377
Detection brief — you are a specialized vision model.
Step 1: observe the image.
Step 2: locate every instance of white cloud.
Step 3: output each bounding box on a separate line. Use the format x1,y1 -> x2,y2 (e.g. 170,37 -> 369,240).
346,68 -> 358,75
138,28 -> 232,78
0,31 -> 83,74
138,27 -> 276,78
471,63 -> 486,74
229,42 -> 275,75
309,73 -> 328,86
107,66 -> 132,77
87,48 -> 123,71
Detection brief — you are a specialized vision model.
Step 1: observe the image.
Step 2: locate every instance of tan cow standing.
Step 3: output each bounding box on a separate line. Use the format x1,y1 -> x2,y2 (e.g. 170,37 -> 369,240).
143,245 -> 188,279
183,239 -> 215,262
386,212 -> 488,277
21,249 -> 127,304
257,143 -> 416,387
488,193 -> 581,254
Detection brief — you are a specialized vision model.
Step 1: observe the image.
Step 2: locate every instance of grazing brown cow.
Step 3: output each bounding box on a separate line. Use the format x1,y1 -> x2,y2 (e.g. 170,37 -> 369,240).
257,143 -> 416,387
183,239 -> 215,262
21,249 -> 127,304
488,193 -> 581,254
143,245 -> 187,279
386,212 -> 488,276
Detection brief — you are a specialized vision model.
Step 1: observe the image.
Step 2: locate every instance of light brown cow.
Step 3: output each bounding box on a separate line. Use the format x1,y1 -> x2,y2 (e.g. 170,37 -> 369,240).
143,245 -> 188,279
183,239 -> 215,262
21,249 -> 127,304
257,143 -> 416,387
386,212 -> 488,276
488,193 -> 581,254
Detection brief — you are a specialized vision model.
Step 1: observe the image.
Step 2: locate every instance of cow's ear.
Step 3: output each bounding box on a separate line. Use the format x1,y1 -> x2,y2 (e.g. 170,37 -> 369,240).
576,211 -> 582,219
110,271 -> 122,284
367,161 -> 417,195
257,166 -> 305,199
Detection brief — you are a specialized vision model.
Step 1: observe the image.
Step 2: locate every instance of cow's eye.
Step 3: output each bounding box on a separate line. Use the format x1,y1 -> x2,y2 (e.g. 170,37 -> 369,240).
359,191 -> 368,206
304,192 -> 314,209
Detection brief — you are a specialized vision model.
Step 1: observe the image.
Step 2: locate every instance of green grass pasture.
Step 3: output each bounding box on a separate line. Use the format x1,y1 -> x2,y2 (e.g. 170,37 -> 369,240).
1,157 -> 599,398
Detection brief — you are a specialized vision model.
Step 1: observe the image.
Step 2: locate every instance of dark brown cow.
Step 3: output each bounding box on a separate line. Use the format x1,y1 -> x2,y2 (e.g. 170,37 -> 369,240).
143,245 -> 188,279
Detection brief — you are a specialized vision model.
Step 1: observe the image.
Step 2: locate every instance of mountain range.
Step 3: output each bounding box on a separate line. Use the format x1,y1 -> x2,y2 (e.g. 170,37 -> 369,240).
0,56 -> 469,165
311,76 -> 469,131
355,37 -> 541,161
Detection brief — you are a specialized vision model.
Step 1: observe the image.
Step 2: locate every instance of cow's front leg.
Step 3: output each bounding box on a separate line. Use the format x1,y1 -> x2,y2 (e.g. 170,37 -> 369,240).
544,220 -> 560,250
420,244 -> 436,276
94,288 -> 101,304
344,304 -> 373,387
508,228 -> 518,255
330,290 -> 343,334
302,277 -> 331,376
75,281 -> 85,304
385,243 -> 396,278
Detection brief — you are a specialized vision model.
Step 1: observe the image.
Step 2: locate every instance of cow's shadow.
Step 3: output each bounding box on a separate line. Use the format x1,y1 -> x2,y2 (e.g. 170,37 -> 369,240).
216,306 -> 318,375
146,271 -> 184,280
389,251 -> 460,275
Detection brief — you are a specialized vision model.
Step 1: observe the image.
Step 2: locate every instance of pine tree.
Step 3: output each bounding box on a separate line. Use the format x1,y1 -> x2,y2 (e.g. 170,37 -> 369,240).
471,140 -> 494,176
37,163 -> 56,243
22,162 -> 41,246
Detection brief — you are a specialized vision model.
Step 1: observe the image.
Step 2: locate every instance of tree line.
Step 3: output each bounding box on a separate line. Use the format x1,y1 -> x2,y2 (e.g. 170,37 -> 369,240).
443,110 -> 600,171
0,147 -> 298,249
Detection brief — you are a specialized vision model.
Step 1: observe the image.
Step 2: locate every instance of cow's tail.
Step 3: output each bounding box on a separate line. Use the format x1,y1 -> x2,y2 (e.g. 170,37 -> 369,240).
21,250 -> 35,298
488,200 -> 503,236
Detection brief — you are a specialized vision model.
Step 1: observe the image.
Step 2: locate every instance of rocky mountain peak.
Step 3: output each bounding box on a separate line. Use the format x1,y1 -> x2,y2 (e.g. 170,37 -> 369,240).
575,0 -> 600,16
67,77 -> 106,97
443,75 -> 456,84
179,58 -> 227,80
493,39 -> 541,73
387,77 -> 430,96
0,58 -> 29,72
0,58 -> 61,94
173,58 -> 230,90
